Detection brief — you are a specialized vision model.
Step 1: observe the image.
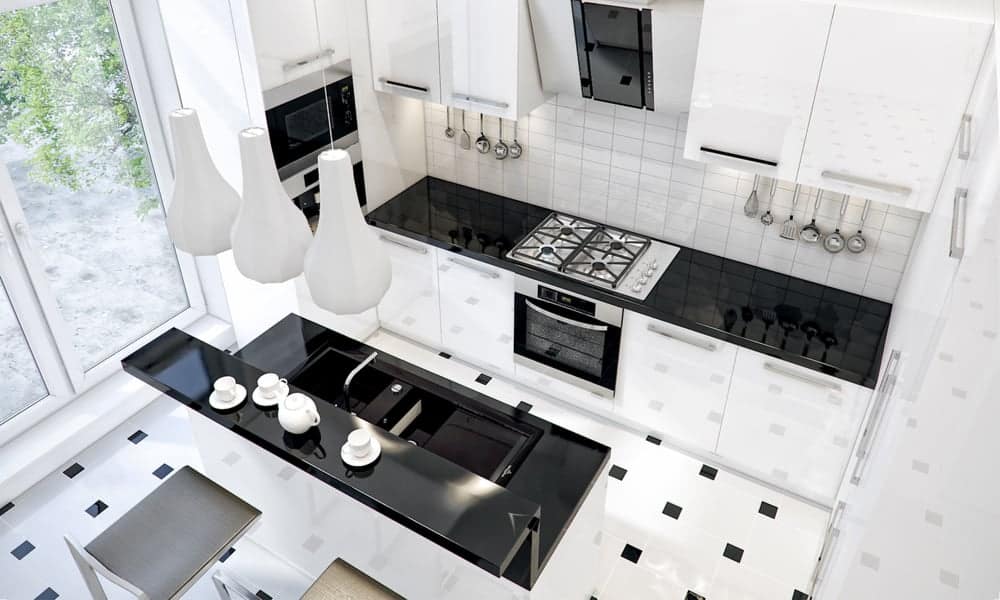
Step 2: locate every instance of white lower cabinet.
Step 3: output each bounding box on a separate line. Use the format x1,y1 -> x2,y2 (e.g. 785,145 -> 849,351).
376,232 -> 442,348
616,312 -> 737,453
716,347 -> 871,502
436,252 -> 516,377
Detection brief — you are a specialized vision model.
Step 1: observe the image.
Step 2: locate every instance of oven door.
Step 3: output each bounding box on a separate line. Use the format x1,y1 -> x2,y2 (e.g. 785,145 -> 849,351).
514,292 -> 622,396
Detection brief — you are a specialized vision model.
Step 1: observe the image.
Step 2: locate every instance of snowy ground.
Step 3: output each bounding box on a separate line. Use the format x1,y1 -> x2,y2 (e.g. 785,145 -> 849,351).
0,141 -> 187,422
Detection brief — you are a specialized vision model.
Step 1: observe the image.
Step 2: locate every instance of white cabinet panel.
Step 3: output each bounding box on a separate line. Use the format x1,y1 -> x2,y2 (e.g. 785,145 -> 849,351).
616,312 -> 737,452
797,6 -> 990,212
366,0 -> 442,103
684,0 -> 833,181
717,347 -> 871,502
377,232 -> 442,348
436,252 -> 515,376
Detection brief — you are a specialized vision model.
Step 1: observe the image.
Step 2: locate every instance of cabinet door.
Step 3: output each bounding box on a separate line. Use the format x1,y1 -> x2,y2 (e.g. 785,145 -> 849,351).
377,232 -> 442,348
366,0 -> 442,102
717,348 -> 871,503
684,0 -> 833,181
797,7 -> 990,212
616,312 -> 737,453
436,253 -> 515,376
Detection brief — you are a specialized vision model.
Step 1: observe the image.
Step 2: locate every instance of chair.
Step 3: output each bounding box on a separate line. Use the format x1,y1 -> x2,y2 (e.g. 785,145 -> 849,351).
65,466 -> 261,600
301,558 -> 404,600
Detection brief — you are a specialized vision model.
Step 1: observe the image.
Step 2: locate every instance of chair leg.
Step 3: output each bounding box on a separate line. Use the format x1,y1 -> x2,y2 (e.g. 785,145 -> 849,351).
65,537 -> 109,600
211,569 -> 257,600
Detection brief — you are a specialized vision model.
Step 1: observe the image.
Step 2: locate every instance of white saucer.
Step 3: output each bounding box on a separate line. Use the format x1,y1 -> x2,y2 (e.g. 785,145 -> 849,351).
209,384 -> 247,411
341,438 -> 381,467
252,382 -> 288,408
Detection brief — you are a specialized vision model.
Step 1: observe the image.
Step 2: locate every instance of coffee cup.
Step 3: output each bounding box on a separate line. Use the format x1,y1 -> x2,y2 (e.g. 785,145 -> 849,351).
257,373 -> 287,399
347,429 -> 372,458
213,376 -> 237,403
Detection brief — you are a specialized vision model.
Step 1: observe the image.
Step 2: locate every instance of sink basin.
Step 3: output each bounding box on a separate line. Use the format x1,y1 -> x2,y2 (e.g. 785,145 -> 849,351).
288,348 -> 394,414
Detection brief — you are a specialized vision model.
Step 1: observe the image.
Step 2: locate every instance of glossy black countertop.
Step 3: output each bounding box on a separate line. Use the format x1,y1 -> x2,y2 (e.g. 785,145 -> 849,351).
123,314 -> 610,590
367,177 -> 891,388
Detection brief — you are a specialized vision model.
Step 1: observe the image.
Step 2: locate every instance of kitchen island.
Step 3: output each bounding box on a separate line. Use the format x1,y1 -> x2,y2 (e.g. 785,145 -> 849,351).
123,314 -> 609,600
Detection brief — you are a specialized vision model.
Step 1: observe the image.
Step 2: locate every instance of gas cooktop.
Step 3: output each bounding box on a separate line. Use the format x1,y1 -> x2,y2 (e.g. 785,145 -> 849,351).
507,213 -> 680,300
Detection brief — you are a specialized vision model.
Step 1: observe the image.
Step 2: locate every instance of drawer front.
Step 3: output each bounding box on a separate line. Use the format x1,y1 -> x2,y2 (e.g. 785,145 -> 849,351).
377,233 -> 442,348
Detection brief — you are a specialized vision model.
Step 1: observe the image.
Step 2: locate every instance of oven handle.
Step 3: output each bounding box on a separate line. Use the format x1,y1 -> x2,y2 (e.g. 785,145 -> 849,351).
526,300 -> 609,332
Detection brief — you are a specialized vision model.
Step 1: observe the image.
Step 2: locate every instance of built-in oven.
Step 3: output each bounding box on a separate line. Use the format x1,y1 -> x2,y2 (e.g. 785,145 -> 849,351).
513,275 -> 623,398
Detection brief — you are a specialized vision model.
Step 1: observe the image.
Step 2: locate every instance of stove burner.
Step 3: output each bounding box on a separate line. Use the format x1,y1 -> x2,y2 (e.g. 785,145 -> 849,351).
559,226 -> 575,236
609,240 -> 625,251
592,261 -> 607,271
539,245 -> 555,256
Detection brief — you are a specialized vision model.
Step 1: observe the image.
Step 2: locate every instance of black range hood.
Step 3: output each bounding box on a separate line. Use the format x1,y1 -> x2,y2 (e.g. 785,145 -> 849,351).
571,0 -> 654,110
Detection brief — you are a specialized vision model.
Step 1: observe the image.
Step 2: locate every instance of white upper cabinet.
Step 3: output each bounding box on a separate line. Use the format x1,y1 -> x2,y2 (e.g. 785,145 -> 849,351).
684,0 -> 834,181
796,6 -> 990,212
367,0 -> 443,103
247,0 -> 350,91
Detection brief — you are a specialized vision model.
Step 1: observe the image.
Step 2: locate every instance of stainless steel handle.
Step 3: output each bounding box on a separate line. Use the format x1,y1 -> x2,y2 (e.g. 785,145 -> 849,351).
526,300 -> 608,332
282,48 -> 335,72
958,113 -> 972,160
380,79 -> 430,95
950,188 -> 967,259
851,349 -> 901,485
446,256 -> 499,279
380,235 -> 428,255
763,361 -> 842,392
451,93 -> 510,110
821,170 -> 912,196
810,501 -> 847,593
647,324 -> 718,352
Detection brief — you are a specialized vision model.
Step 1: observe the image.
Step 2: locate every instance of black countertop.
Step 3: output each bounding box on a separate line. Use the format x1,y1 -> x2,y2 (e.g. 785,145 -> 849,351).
367,177 -> 891,388
123,314 -> 610,590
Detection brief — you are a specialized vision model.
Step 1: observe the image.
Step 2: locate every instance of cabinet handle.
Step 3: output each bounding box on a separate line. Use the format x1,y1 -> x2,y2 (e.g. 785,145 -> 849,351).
810,501 -> 847,593
699,146 -> 778,168
958,113 -> 972,160
526,300 -> 608,332
380,234 -> 428,255
820,170 -> 912,196
850,349 -> 900,485
763,361 -> 842,392
647,324 -> 718,352
282,48 -> 335,73
949,188 -> 967,259
380,79 -> 430,95
446,256 -> 499,279
451,93 -> 510,110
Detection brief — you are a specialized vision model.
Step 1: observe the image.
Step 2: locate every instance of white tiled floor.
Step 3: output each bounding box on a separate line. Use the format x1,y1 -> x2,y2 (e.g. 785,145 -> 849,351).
0,329 -> 829,599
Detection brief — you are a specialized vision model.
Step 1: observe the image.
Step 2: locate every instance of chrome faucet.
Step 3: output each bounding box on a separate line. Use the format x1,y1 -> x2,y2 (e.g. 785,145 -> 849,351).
343,351 -> 378,413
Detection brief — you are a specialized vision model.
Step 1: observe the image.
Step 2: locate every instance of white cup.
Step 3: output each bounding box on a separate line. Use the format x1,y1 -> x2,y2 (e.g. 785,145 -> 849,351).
257,373 -> 287,399
213,376 -> 237,402
348,429 -> 372,458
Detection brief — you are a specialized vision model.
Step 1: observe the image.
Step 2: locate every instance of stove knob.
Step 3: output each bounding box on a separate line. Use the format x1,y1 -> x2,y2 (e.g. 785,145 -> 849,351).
639,276 -> 649,285
632,282 -> 643,293
650,260 -> 659,270
645,268 -> 655,277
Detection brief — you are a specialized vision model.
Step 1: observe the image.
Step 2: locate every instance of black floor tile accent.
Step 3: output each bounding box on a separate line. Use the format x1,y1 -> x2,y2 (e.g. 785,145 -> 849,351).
685,592 -> 706,600
699,464 -> 718,480
256,591 -> 273,600
620,543 -> 643,563
85,500 -> 108,518
128,430 -> 147,444
475,373 -> 492,385
723,542 -> 744,563
0,501 -> 14,517
645,435 -> 662,445
62,463 -> 84,479
759,501 -> 779,519
792,590 -> 810,600
438,352 -> 451,359
516,401 -> 533,412
34,588 -> 58,600
663,502 -> 683,520
608,465 -> 627,481
219,547 -> 236,563
153,464 -> 174,479
11,540 -> 35,559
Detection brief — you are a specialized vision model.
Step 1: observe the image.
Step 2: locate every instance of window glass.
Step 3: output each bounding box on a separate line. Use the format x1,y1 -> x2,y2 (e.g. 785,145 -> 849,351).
0,282 -> 46,423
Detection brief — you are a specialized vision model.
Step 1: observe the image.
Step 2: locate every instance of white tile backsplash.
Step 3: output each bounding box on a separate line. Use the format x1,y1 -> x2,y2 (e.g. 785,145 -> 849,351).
424,96 -> 923,303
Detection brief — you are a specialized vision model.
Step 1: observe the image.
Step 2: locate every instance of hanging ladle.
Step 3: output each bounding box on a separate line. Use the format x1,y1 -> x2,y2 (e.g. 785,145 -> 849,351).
509,120 -> 523,159
760,178 -> 777,226
459,110 -> 471,150
494,119 -> 509,160
799,191 -> 823,243
475,113 -> 491,154
847,199 -> 871,254
445,106 -> 455,139
823,195 -> 850,253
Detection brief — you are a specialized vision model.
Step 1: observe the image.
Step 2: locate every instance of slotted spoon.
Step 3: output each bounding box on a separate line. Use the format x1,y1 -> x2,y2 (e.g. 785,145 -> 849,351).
780,184 -> 802,240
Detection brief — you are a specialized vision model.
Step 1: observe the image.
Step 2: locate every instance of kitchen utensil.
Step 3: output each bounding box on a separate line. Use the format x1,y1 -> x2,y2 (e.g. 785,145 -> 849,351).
445,107 -> 455,139
740,306 -> 755,336
761,179 -> 777,225
820,330 -> 839,362
780,185 -> 802,240
723,308 -> 739,332
459,110 -> 471,150
279,392 -> 321,434
760,308 -> 776,343
494,119 -> 509,160
341,428 -> 381,467
475,113 -> 491,154
509,120 -> 523,159
209,376 -> 247,411
823,195 -> 849,253
800,319 -> 820,356
775,304 -> 802,350
847,199 -> 871,254
800,191 -> 823,243
744,175 -> 760,217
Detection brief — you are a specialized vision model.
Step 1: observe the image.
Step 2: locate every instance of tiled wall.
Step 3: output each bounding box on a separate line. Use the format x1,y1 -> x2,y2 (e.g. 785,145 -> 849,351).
423,95 -> 922,303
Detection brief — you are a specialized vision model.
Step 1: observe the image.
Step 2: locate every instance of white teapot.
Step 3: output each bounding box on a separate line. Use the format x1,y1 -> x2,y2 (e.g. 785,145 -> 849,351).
278,392 -> 321,434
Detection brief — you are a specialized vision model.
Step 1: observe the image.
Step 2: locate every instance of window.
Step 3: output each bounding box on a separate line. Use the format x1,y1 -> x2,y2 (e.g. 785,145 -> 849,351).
0,0 -> 207,424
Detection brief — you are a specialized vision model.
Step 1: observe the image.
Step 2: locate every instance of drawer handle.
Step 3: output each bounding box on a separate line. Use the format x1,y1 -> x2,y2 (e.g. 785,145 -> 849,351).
446,256 -> 499,279
282,48 -> 335,72
380,234 -> 428,255
699,146 -> 778,168
647,324 -> 718,352
763,361 -> 842,392
451,93 -> 510,110
527,301 -> 608,332
381,79 -> 430,95
958,113 -> 972,160
950,188 -> 967,259
850,349 -> 900,485
820,170 -> 912,196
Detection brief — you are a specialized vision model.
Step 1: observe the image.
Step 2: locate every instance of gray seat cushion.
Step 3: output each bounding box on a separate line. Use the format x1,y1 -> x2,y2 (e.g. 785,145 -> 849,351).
302,559 -> 404,600
85,466 -> 260,600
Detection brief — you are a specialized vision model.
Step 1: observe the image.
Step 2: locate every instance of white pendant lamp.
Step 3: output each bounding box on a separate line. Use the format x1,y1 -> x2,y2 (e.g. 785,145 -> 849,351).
165,108 -> 240,256
303,149 -> 392,314
230,127 -> 313,284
